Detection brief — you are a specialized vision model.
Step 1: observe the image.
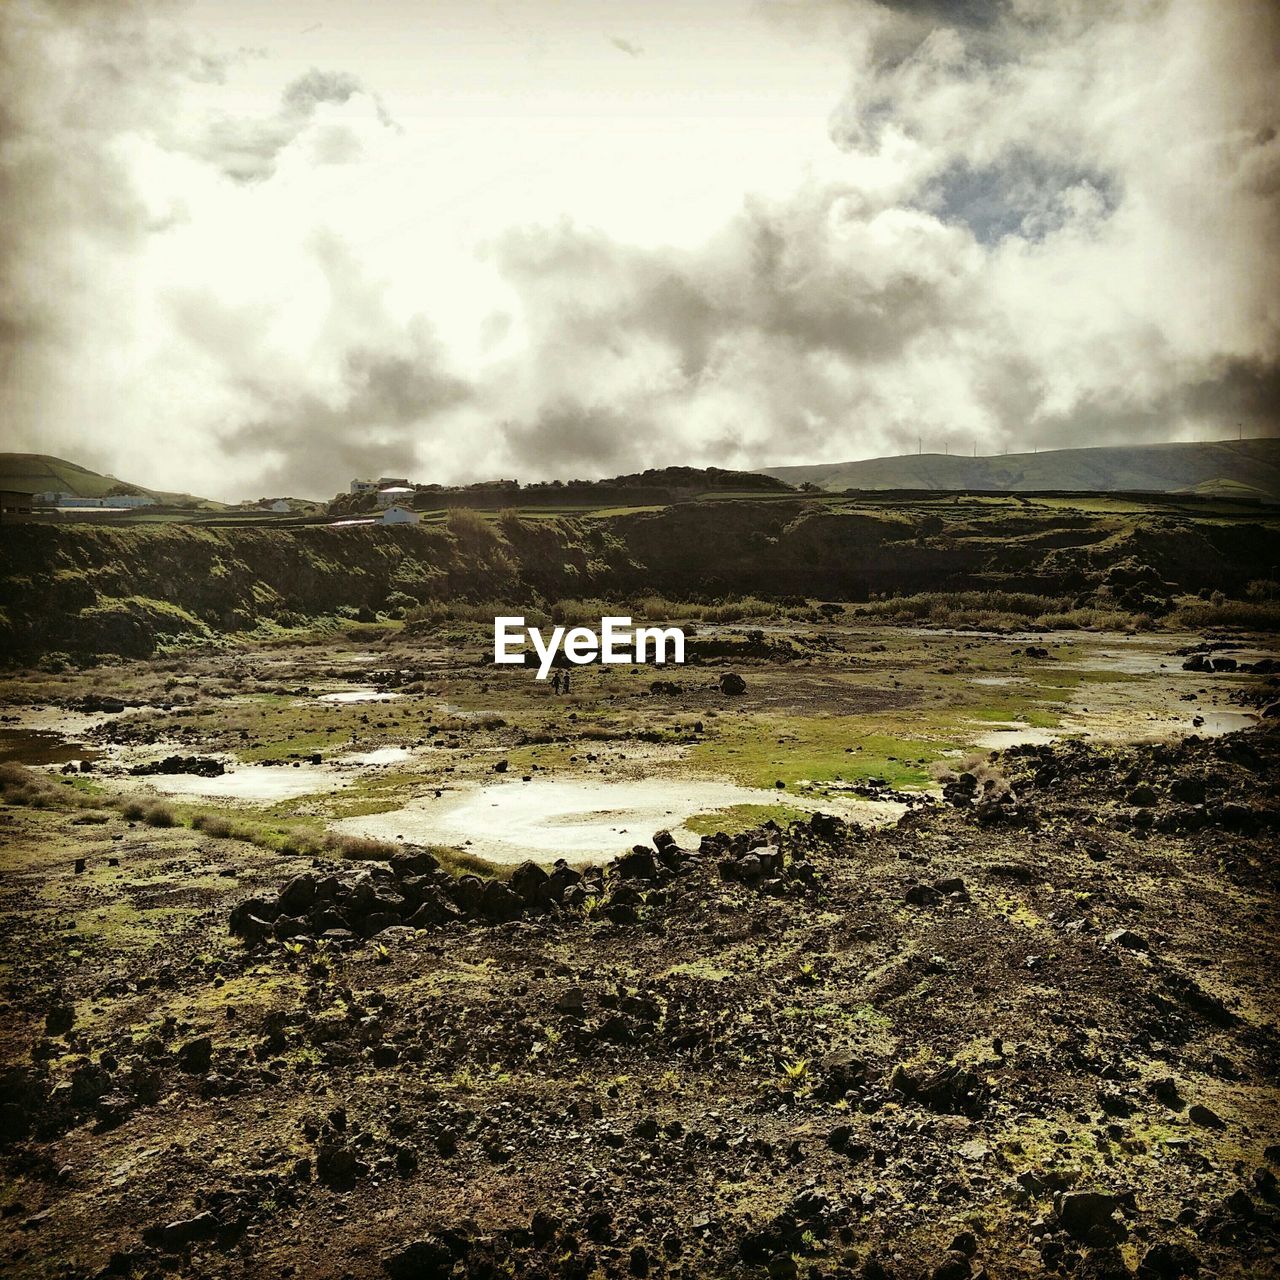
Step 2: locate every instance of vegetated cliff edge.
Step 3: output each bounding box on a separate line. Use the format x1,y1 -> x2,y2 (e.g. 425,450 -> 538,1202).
0,502 -> 1275,658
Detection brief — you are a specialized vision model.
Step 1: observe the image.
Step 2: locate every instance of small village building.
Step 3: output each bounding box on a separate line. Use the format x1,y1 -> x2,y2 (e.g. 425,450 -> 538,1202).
35,492 -> 156,509
350,478 -> 376,494
376,485 -> 416,508
0,490 -> 34,522
380,505 -> 421,525
268,499 -> 291,513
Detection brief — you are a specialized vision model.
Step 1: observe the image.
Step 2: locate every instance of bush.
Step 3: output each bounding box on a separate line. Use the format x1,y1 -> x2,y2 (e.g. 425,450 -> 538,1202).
192,812 -> 236,838
328,833 -> 401,860
143,802 -> 176,828
0,763 -> 57,807
1172,598 -> 1280,631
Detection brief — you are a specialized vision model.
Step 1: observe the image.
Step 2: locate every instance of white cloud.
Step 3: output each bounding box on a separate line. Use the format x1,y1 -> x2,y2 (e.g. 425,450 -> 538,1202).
0,0 -> 1275,500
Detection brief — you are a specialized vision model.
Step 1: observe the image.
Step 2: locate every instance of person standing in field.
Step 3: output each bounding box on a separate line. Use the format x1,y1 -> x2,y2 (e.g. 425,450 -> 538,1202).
551,670 -> 562,694
562,670 -> 571,694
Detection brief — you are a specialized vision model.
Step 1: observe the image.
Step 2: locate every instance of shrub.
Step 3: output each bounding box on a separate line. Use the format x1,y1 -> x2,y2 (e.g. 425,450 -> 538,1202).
143,802 -> 176,828
192,813 -> 236,838
327,833 -> 401,860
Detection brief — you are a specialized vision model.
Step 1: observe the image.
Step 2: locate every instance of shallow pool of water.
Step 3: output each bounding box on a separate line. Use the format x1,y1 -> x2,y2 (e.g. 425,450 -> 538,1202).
139,765 -> 349,802
340,746 -> 414,766
317,689 -> 403,704
970,724 -> 1062,750
1183,709 -> 1258,735
0,728 -> 99,766
333,776 -> 905,864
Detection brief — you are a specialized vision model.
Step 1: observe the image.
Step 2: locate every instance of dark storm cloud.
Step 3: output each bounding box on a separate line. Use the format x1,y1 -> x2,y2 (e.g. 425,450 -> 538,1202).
221,345 -> 472,497
500,401 -> 650,476
489,0 -> 1279,472
0,0 -> 192,470
186,66 -> 397,184
164,233 -> 474,497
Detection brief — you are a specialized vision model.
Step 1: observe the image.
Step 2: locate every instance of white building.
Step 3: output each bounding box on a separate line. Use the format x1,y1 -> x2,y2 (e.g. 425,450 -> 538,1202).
36,492 -> 156,508
376,485 -> 416,508
350,478 -> 376,494
268,499 -> 290,513
380,504 -> 421,525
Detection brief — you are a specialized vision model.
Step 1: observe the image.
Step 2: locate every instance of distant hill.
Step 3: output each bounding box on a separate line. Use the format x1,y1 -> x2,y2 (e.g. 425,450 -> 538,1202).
0,453 -> 223,509
761,439 -> 1280,500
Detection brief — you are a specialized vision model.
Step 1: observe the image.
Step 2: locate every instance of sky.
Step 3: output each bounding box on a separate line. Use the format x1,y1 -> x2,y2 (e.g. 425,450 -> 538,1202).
1,0 -> 1277,501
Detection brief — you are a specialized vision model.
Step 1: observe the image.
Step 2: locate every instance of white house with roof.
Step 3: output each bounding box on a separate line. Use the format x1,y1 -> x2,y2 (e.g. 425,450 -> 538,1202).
376,485 -> 416,508
380,504 -> 421,525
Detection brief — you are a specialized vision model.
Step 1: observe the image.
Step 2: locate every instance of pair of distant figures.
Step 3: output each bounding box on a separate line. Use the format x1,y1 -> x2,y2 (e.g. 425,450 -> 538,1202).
550,670 -> 571,694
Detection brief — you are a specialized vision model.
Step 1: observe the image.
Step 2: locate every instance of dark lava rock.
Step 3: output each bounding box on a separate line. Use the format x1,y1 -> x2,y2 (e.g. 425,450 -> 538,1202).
930,1251 -> 973,1280
177,1036 -> 213,1074
1188,1103 -> 1226,1129
719,672 -> 747,696
316,1142 -> 361,1186
390,850 -> 440,877
889,1061 -> 987,1116
1137,1241 -> 1200,1278
277,873 -> 317,915
1106,928 -> 1149,951
1170,777 -> 1206,805
479,880 -> 524,923
129,755 -> 225,778
44,1002 -> 75,1036
1148,1077 -> 1184,1109
142,1211 -> 219,1250
381,1235 -> 454,1280
510,860 -> 550,906
616,846 -> 659,880
906,882 -> 942,906
1055,1189 -> 1125,1242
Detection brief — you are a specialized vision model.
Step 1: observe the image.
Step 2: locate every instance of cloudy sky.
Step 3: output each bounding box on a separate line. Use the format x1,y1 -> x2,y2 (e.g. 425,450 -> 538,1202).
2,0 -> 1277,500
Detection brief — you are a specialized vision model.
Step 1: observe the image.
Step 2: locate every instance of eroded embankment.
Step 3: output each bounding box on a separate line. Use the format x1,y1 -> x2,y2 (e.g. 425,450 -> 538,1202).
2,500 -> 1275,657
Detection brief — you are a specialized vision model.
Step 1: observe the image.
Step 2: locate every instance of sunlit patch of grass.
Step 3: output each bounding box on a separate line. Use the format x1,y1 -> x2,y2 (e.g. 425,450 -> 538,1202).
993,894 -> 1044,929
684,802 -> 811,836
691,713 -> 951,790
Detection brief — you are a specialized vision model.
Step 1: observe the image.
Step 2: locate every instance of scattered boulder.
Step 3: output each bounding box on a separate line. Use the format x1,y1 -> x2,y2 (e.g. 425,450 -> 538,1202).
1054,1189 -> 1128,1243
176,1036 -> 212,1074
378,1228 -> 455,1280
889,1061 -> 987,1116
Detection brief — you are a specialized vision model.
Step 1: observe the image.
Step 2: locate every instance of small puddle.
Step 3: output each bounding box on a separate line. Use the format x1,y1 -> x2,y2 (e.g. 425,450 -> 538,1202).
0,728 -> 99,766
1183,709 -> 1258,735
317,689 -> 403,704
969,676 -> 1030,687
138,765 -> 348,802
333,776 -> 906,865
970,724 -> 1062,750
340,746 -> 414,766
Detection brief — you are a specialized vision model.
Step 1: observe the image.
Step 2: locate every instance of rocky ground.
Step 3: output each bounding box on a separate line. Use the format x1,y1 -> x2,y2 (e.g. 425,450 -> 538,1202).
2,722 -> 1278,1280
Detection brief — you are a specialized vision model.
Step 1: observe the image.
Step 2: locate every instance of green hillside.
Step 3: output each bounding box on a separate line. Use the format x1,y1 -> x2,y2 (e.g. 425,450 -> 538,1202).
762,438 -> 1280,499
0,453 -> 223,509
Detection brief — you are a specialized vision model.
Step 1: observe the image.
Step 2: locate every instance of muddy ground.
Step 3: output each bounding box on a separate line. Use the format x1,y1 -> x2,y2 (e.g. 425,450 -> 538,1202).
1,622 -> 1279,1280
